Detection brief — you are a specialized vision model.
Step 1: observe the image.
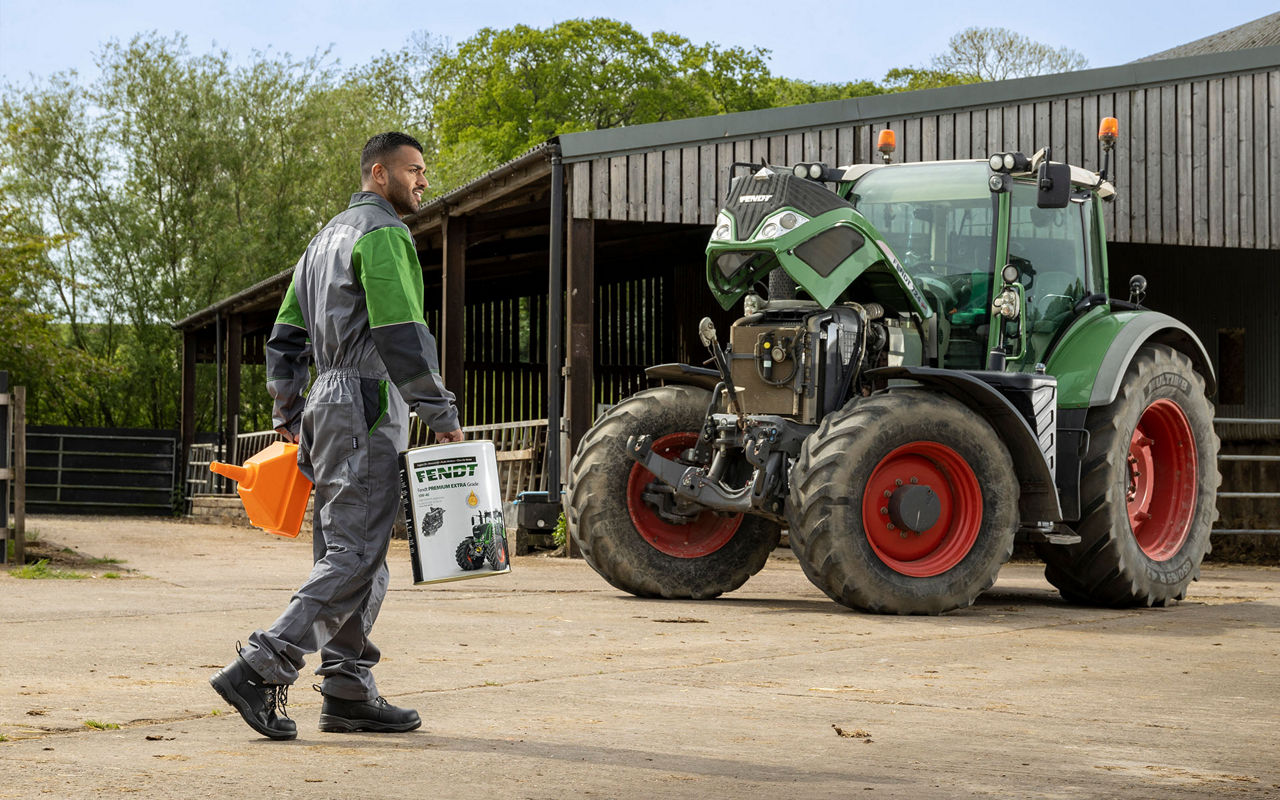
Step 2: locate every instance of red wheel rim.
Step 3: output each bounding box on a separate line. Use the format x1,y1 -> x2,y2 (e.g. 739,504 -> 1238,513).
861,441 -> 983,577
1127,398 -> 1198,561
626,432 -> 743,558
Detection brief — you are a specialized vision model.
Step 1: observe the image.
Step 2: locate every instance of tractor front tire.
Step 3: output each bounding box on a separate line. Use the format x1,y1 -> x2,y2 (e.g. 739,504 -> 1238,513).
456,538 -> 482,571
567,385 -> 780,599
1038,344 -> 1219,606
789,391 -> 1019,614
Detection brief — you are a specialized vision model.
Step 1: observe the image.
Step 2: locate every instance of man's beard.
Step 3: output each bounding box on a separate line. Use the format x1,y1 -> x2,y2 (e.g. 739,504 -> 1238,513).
388,176 -> 419,216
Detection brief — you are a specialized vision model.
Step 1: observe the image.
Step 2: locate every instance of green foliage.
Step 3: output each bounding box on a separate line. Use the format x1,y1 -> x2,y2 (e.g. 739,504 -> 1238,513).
0,33 -> 405,427
10,559 -> 88,580
432,19 -> 774,165
553,513 -> 567,547
880,68 -> 982,93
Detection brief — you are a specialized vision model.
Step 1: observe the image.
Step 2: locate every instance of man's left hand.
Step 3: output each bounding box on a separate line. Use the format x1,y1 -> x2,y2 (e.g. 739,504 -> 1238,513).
434,428 -> 464,444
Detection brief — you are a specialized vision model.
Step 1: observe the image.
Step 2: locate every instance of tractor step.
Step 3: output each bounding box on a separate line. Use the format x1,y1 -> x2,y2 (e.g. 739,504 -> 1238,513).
1019,525 -> 1082,545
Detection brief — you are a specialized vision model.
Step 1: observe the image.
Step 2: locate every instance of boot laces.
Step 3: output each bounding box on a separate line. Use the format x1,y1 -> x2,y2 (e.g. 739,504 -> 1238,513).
266,683 -> 290,719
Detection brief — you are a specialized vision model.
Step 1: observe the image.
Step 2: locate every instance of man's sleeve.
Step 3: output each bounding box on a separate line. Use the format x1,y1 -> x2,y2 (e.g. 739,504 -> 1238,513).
354,225 -> 460,432
266,274 -> 311,434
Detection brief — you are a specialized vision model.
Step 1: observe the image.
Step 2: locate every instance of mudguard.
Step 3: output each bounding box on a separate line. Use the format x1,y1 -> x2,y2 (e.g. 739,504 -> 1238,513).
644,363 -> 721,391
1046,309 -> 1216,408
869,365 -> 1063,523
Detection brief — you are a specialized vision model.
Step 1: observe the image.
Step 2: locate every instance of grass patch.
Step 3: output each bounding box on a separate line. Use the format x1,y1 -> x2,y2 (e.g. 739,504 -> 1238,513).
11,559 -> 89,580
102,572 -> 121,579
83,720 -> 120,730
0,735 -> 8,742
89,556 -> 125,566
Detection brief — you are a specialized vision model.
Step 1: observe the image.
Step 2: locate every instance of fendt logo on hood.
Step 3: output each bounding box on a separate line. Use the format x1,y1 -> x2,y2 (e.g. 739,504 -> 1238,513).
738,194 -> 774,203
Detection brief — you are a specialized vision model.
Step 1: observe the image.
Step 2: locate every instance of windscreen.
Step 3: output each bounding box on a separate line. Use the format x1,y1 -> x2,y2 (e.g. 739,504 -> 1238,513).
851,162 -> 998,368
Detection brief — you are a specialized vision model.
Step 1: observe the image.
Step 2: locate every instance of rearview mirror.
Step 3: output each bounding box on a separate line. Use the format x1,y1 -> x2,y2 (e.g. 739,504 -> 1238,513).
1036,162 -> 1071,209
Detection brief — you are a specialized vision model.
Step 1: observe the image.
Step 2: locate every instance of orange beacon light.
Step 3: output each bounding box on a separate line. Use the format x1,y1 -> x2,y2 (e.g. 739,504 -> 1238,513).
1098,117 -> 1119,149
877,129 -> 896,163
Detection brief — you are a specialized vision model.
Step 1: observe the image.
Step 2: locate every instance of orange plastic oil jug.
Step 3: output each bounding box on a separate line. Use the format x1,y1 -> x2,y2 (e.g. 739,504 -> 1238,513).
209,442 -> 313,538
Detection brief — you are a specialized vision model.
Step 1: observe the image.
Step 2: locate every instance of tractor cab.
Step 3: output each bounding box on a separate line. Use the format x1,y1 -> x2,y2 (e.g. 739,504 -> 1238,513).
845,157 -> 1109,371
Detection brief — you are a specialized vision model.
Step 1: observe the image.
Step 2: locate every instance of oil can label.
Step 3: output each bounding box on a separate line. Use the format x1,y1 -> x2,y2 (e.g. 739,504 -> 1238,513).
398,440 -> 510,585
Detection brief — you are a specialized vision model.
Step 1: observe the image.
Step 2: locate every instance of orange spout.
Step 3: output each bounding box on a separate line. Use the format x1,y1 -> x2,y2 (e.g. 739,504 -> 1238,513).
209,460 -> 251,486
208,442 -> 312,538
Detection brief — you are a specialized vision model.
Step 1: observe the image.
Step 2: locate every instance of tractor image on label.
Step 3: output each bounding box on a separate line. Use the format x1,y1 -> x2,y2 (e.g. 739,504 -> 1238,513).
567,119 -> 1220,614
456,509 -> 510,572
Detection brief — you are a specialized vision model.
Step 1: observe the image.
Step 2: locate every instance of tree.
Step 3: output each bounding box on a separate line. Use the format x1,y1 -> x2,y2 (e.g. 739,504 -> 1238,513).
431,19 -> 776,165
933,27 -> 1088,81
880,67 -> 981,93
0,33 -> 410,428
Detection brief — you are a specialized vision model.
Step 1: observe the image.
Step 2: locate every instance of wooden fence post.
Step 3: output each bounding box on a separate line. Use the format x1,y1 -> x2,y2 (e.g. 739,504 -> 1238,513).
13,386 -> 25,565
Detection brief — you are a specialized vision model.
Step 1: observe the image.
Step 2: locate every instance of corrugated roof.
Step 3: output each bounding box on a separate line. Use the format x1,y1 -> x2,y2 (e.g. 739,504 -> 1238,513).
1138,12 -> 1280,62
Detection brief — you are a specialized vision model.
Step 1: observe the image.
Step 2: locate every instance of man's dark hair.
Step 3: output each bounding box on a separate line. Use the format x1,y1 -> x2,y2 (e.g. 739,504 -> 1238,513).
361,132 -> 423,179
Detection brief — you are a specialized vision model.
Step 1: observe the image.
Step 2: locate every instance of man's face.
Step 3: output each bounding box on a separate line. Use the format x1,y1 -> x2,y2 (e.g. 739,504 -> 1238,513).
376,145 -> 429,216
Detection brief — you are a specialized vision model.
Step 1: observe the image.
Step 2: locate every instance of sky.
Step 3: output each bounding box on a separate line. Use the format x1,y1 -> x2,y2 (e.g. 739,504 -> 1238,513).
1,1 -> 1277,90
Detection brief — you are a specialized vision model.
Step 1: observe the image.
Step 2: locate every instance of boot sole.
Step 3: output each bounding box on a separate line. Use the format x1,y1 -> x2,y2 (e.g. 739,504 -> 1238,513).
318,713 -> 422,733
209,672 -> 297,741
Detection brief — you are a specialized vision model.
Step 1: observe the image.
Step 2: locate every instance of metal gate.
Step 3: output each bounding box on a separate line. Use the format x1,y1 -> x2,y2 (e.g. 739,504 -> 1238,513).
25,426 -> 178,515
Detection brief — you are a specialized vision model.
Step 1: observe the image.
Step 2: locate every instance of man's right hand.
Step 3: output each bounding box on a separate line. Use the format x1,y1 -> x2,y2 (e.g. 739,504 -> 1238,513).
434,428 -> 464,444
275,426 -> 298,444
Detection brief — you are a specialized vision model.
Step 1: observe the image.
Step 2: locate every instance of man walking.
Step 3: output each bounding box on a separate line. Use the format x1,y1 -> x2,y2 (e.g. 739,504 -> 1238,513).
211,132 -> 463,740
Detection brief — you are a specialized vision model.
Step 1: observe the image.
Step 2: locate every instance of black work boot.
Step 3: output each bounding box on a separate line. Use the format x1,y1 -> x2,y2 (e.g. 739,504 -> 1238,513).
209,655 -> 296,740
318,694 -> 421,733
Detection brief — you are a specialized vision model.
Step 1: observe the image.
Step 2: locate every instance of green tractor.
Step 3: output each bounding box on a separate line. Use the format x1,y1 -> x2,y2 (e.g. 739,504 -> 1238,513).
567,120 -> 1220,614
456,509 -> 510,572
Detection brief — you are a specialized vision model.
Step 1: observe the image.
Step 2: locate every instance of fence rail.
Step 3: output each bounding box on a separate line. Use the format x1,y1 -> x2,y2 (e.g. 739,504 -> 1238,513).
1213,418 -> 1279,535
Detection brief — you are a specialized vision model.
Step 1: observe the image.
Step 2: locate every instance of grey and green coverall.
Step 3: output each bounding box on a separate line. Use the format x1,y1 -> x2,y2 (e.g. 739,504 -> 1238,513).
242,191 -> 458,700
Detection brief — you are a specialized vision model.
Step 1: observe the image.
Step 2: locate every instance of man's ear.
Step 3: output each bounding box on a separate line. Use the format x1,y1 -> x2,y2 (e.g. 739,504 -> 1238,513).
370,162 -> 386,185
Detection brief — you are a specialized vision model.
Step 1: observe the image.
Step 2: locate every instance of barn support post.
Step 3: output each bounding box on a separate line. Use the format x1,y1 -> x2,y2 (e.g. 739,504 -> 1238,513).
12,385 -> 25,565
565,218 -> 595,455
564,216 -> 595,559
443,213 -> 468,416
214,313 -> 223,463
546,151 -> 565,500
180,330 -> 197,507
225,313 -> 242,462
1,370 -> 8,564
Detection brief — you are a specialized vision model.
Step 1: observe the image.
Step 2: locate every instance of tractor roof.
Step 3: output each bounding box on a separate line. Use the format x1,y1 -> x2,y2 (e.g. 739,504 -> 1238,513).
837,159 -> 1115,200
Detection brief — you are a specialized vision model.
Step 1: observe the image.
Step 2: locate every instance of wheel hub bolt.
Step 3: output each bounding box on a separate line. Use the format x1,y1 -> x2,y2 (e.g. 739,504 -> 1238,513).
895,479 -> 904,486
887,523 -> 896,530
883,490 -> 892,498
880,507 -> 888,515
910,477 -> 918,484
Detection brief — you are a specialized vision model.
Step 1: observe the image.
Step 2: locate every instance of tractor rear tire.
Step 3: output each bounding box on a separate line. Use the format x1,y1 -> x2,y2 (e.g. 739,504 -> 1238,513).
567,385 -> 781,599
789,391 -> 1019,614
1037,344 -> 1219,607
486,536 -> 509,571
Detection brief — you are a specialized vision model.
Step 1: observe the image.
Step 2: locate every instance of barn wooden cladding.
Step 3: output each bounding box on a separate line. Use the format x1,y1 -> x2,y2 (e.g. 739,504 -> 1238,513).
559,46 -> 1280,253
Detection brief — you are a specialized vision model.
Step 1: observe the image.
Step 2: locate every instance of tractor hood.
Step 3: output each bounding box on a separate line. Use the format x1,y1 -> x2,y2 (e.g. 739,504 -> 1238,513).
705,169 -> 931,315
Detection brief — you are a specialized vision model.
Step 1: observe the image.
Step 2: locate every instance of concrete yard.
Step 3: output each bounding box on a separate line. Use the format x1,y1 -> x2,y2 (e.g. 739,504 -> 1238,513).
1,515 -> 1276,799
